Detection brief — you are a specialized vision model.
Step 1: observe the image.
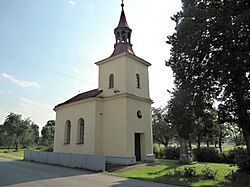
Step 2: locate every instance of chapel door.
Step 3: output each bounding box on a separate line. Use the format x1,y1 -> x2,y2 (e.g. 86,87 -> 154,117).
135,133 -> 141,161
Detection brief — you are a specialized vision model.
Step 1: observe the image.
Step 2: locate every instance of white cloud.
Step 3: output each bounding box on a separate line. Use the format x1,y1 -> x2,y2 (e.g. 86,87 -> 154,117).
68,0 -> 76,6
16,97 -> 55,130
2,73 -> 40,89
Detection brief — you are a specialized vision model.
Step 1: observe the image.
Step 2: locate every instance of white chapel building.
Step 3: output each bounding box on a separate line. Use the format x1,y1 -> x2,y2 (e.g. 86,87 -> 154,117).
53,2 -> 154,165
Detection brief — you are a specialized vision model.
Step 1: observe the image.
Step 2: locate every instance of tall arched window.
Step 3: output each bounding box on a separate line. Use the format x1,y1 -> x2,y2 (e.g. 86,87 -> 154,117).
109,74 -> 114,88
78,118 -> 85,144
136,74 -> 140,88
65,120 -> 71,144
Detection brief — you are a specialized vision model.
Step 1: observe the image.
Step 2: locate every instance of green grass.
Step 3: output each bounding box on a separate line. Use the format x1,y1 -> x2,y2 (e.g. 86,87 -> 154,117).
106,160 -> 250,187
0,148 -> 24,160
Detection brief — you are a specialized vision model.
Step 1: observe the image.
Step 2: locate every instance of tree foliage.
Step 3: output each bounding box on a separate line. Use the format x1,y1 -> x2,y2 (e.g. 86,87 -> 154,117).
166,0 -> 250,157
41,120 -> 55,146
0,113 -> 39,150
152,107 -> 175,146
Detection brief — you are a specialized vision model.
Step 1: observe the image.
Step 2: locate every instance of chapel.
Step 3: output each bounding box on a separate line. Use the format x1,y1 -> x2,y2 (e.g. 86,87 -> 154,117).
53,2 -> 154,165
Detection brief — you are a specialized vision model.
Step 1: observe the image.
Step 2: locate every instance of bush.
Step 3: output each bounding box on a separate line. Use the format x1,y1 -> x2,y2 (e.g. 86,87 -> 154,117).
164,146 -> 180,160
227,147 -> 248,163
35,146 -> 43,150
193,147 -> 223,163
236,158 -> 250,173
201,164 -> 218,180
153,144 -> 165,158
174,166 -> 197,177
41,145 -> 53,152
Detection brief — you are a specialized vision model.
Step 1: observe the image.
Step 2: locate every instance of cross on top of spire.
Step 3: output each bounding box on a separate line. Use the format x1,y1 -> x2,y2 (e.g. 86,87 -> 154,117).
121,0 -> 124,10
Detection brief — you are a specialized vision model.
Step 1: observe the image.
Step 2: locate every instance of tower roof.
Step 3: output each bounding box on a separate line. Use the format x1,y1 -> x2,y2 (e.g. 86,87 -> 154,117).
110,1 -> 135,57
116,3 -> 130,29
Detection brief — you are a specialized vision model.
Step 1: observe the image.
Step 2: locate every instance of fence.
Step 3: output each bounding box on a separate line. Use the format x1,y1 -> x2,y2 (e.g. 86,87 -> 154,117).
24,150 -> 105,171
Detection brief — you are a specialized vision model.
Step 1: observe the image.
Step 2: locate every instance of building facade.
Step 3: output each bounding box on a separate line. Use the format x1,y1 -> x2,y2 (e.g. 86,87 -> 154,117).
53,2 -> 154,165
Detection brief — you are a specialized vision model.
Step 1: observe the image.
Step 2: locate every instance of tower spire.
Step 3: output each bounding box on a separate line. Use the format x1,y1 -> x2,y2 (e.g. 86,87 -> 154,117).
110,1 -> 135,57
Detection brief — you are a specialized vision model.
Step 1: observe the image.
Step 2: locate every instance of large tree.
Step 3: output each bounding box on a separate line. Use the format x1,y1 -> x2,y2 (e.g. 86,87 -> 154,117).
1,113 -> 38,150
168,83 -> 195,163
167,0 -> 250,157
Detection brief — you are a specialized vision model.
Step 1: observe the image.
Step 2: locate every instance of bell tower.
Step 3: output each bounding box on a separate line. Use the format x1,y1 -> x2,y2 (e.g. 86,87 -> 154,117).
96,1 -> 151,99
111,1 -> 134,57
95,1 -> 154,164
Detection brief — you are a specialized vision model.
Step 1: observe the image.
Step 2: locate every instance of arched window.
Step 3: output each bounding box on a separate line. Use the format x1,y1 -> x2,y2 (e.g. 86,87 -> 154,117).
65,120 -> 71,144
78,118 -> 85,144
136,74 -> 140,88
109,74 -> 114,89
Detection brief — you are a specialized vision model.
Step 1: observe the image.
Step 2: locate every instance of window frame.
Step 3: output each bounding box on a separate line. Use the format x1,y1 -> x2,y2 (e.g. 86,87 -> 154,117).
136,73 -> 140,88
109,73 -> 114,89
64,120 -> 71,144
78,118 -> 85,144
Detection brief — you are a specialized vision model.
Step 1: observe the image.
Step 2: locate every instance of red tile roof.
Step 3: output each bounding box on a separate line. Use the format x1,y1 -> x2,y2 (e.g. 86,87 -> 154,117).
110,43 -> 134,57
54,89 -> 103,109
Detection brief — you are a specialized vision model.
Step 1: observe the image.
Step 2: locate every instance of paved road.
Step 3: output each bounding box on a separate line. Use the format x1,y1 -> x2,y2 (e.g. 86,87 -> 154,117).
0,157 -> 177,187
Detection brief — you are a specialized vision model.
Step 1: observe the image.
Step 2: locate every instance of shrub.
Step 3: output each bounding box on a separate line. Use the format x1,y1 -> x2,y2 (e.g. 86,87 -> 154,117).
193,147 -> 223,163
164,146 -> 180,160
226,170 -> 237,181
41,145 -> 53,152
153,144 -> 165,158
183,166 -> 197,177
35,146 -> 43,150
174,166 -> 197,177
236,158 -> 250,173
201,164 -> 218,180
227,147 -> 248,163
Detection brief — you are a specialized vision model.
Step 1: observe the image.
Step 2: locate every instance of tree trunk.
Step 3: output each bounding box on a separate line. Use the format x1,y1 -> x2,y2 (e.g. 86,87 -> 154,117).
235,90 -> 250,158
15,142 -> 19,151
197,141 -> 201,149
179,139 -> 192,164
242,126 -> 250,158
206,141 -> 209,147
219,136 -> 222,152
188,141 -> 192,150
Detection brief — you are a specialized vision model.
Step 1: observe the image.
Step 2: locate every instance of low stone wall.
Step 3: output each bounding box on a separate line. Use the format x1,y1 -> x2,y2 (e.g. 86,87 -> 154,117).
24,151 -> 105,171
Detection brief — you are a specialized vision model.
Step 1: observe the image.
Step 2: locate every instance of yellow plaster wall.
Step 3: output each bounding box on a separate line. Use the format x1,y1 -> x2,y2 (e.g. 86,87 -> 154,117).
102,96 -> 128,156
54,99 -> 102,155
125,96 -> 153,160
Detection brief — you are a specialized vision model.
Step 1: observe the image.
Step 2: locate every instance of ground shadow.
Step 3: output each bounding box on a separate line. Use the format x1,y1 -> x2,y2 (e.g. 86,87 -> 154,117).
0,157 -> 92,186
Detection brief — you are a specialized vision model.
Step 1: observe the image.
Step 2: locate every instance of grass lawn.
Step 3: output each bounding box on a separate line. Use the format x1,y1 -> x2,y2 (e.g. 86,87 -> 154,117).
106,160 -> 250,187
0,148 -> 24,160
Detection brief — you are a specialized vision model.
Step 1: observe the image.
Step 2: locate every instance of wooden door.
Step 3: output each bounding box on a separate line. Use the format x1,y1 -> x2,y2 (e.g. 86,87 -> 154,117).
135,133 -> 141,161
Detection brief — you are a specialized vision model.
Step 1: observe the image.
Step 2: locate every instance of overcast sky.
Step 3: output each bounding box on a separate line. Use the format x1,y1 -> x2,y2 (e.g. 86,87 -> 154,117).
0,0 -> 182,130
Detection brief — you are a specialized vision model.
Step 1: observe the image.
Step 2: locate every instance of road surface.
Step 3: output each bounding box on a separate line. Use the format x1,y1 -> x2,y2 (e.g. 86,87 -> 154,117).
0,157 -> 177,187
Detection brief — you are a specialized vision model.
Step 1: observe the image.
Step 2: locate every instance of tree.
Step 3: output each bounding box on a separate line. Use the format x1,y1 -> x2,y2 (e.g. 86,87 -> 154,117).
168,84 -> 194,163
41,120 -> 55,146
1,113 -> 37,150
166,0 -> 250,157
226,122 -> 245,146
152,106 -> 175,147
31,123 -> 39,145
192,108 -> 218,149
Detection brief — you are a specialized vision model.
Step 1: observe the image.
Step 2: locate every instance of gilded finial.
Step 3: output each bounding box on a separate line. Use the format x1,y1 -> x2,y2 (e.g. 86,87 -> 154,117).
121,0 -> 124,8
